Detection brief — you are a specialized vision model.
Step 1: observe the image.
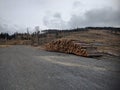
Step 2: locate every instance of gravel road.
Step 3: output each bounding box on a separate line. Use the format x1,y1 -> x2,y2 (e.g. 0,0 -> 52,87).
0,45 -> 120,90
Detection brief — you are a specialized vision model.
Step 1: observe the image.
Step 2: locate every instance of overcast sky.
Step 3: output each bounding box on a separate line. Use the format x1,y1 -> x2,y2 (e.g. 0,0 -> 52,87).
0,0 -> 120,33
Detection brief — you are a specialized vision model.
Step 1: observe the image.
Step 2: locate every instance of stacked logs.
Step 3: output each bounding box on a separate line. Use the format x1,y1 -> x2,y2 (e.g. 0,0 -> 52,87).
45,39 -> 88,57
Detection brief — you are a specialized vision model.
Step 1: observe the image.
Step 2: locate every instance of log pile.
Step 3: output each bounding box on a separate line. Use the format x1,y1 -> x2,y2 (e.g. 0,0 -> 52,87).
45,39 -> 102,57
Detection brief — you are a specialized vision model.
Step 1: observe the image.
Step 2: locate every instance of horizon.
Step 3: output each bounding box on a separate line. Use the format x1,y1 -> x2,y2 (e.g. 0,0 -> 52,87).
0,26 -> 120,35
0,0 -> 120,34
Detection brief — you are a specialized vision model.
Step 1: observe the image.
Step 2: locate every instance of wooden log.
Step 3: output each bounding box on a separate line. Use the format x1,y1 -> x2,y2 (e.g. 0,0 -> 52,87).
44,39 -> 102,57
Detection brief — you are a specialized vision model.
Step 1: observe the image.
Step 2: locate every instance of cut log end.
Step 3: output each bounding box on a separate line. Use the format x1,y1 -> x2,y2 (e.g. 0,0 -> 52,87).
45,39 -> 102,57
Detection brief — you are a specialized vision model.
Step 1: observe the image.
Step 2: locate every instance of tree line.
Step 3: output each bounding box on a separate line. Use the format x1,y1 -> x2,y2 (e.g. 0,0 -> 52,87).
0,27 -> 120,40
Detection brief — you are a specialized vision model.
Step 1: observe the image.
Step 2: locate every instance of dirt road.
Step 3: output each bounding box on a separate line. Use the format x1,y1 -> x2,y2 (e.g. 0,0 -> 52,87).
0,45 -> 120,90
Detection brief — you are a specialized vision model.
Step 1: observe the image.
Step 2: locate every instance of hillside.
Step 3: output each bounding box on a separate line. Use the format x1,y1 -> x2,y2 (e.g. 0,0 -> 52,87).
0,27 -> 120,58
60,30 -> 120,56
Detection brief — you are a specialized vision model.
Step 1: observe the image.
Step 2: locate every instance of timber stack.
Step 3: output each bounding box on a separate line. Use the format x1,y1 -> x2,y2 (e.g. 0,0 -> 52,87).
45,39 -> 102,57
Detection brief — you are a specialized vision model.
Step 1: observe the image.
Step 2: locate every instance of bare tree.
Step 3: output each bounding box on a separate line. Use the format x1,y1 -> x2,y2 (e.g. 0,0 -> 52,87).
27,27 -> 30,40
35,26 -> 40,45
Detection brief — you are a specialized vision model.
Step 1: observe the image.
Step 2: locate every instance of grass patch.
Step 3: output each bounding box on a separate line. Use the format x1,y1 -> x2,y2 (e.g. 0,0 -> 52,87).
0,45 -> 11,48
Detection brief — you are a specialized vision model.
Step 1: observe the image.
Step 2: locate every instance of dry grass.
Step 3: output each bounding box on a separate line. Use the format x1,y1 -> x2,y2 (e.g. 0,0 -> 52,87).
0,40 -> 31,45
61,30 -> 120,56
0,45 -> 11,48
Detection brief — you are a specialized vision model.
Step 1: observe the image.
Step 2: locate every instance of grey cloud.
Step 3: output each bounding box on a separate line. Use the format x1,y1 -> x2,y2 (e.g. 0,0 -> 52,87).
0,18 -> 25,34
43,13 -> 68,29
54,13 -> 61,18
73,1 -> 82,8
0,24 -> 13,34
0,25 -> 5,32
43,7 -> 120,29
113,0 -> 120,9
0,18 -> 10,33
68,7 -> 120,28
